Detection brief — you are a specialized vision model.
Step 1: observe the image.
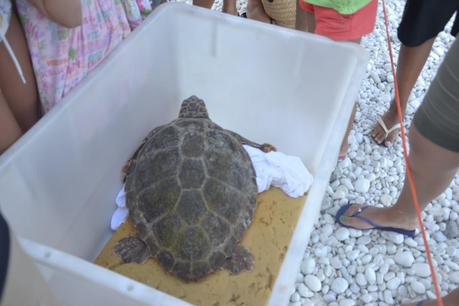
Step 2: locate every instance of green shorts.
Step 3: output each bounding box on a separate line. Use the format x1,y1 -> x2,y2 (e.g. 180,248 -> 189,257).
413,36 -> 459,152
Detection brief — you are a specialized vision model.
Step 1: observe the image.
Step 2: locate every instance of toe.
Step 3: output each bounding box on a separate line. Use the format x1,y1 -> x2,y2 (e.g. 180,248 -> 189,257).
373,132 -> 384,144
371,127 -> 384,144
338,204 -> 362,223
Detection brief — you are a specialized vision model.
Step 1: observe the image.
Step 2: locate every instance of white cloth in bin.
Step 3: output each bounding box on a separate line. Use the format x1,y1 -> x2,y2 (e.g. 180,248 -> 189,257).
110,187 -> 128,231
110,146 -> 313,230
242,145 -> 313,197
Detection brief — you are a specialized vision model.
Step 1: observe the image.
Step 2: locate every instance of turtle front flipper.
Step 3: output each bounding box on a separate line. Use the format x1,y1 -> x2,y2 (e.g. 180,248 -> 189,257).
114,236 -> 151,264
223,245 -> 254,274
226,130 -> 276,153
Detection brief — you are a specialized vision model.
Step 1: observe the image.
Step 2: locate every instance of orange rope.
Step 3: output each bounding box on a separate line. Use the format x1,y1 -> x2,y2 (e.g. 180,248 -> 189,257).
380,1 -> 443,305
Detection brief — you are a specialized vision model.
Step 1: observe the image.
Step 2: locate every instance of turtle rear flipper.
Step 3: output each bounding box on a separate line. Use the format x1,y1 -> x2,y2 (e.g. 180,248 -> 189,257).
223,245 -> 254,274
114,236 -> 151,264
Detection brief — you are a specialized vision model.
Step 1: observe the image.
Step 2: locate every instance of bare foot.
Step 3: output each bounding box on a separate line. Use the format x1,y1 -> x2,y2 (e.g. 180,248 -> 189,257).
371,104 -> 401,147
338,204 -> 417,232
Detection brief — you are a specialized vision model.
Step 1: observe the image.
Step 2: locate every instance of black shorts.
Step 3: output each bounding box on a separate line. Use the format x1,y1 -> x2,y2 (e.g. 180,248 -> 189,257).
398,0 -> 459,47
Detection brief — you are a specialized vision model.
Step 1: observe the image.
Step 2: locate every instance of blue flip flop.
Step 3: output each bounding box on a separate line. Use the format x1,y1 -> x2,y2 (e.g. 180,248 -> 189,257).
416,301 -> 425,306
335,204 -> 416,238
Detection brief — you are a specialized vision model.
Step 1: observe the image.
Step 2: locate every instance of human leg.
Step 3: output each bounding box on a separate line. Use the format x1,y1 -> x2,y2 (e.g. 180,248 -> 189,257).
295,1 -> 315,32
372,39 -> 434,146
301,1 -> 376,158
372,0 -> 459,146
222,0 -> 237,15
192,0 -> 214,9
339,125 -> 459,231
338,35 -> 459,232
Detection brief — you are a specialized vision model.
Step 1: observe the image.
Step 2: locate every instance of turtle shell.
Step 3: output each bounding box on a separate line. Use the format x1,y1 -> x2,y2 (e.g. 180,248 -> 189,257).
125,116 -> 257,281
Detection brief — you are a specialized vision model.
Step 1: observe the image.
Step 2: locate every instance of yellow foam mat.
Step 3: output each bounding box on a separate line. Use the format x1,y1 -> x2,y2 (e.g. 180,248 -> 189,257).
95,188 -> 306,306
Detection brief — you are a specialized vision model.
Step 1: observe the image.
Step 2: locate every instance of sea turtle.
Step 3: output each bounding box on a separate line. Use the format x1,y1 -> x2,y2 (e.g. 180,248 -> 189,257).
114,95 -> 275,281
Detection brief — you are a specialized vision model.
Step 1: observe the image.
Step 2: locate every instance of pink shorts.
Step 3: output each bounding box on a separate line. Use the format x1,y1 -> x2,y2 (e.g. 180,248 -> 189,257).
299,0 -> 378,41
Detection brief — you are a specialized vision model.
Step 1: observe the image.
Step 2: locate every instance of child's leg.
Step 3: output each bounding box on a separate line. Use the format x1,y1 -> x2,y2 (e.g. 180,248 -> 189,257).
0,11 -> 39,132
222,0 -> 237,15
192,0 -> 214,9
247,0 -> 271,23
193,0 -> 237,15
295,1 -> 315,32
300,1 -> 377,158
0,90 -> 22,154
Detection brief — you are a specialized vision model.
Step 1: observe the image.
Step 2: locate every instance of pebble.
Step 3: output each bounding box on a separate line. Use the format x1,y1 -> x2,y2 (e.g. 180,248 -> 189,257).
433,231 -> 448,242
290,293 -> 300,302
350,283 -> 360,294
355,178 -> 370,193
447,261 -> 459,271
297,283 -> 313,298
330,257 -> 342,269
382,232 -> 404,245
331,278 -> 349,294
304,275 -> 322,292
387,277 -> 401,290
370,71 -> 380,83
347,249 -> 360,260
333,186 -> 348,199
339,299 -> 355,306
342,178 -> 354,191
445,220 -> 459,239
449,271 -> 459,284
395,251 -> 415,267
412,263 -> 431,278
356,273 -> 367,287
405,237 -> 418,247
301,258 -> 315,275
383,290 -> 394,304
360,293 -> 373,303
362,254 -> 372,265
357,235 -> 371,245
365,266 -> 376,285
335,228 -> 350,241
380,194 -> 392,206
411,281 -> 426,294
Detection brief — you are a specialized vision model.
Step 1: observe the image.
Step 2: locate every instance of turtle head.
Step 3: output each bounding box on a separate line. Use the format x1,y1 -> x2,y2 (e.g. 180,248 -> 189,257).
179,96 -> 209,119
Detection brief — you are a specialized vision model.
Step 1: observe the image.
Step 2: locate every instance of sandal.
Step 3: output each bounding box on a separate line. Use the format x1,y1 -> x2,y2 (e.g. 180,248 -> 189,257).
335,204 -> 416,238
372,117 -> 401,147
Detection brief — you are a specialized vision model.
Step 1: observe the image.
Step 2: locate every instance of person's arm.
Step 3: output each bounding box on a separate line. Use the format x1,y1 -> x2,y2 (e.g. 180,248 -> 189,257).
27,0 -> 82,28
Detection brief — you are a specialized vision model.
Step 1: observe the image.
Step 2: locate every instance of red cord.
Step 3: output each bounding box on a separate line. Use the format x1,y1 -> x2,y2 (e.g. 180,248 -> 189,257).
380,1 -> 443,305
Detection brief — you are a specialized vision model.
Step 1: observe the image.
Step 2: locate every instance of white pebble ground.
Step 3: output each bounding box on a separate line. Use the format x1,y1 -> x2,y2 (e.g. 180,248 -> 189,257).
177,0 -> 459,304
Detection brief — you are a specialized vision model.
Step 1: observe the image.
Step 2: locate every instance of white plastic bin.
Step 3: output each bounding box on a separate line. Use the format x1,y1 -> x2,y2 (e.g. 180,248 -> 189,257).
0,3 -> 367,306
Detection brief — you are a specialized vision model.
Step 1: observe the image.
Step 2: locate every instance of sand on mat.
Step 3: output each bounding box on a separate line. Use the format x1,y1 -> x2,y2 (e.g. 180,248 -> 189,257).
95,188 -> 306,306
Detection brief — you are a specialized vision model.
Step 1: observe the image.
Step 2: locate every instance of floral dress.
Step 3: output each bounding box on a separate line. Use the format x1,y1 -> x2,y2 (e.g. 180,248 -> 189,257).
16,0 -> 151,112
